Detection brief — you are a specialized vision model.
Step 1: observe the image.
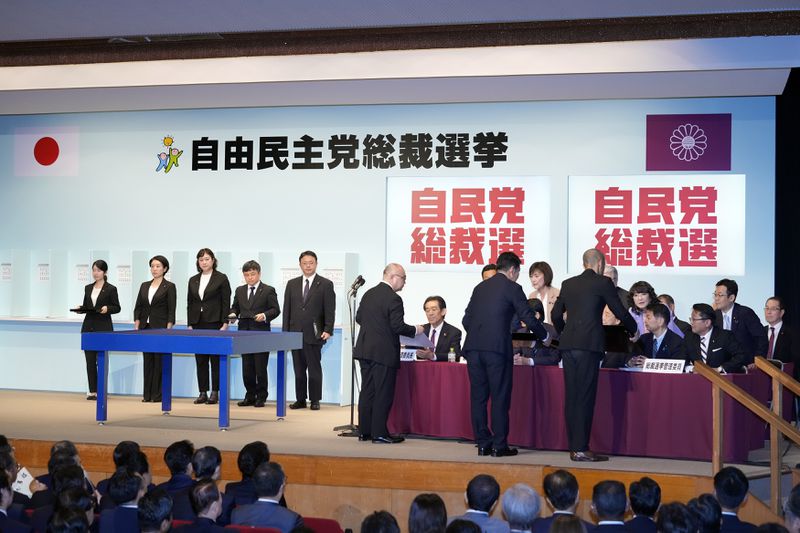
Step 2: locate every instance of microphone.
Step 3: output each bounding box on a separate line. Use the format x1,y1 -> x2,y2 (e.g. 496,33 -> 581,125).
350,275 -> 365,291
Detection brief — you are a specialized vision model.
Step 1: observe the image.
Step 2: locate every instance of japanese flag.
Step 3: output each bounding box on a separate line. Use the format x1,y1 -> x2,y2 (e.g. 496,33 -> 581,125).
14,126 -> 80,176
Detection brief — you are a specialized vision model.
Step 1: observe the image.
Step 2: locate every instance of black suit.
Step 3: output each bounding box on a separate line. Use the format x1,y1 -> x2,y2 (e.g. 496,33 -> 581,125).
767,323 -> 799,378
231,282 -> 281,401
552,268 -> 637,452
673,317 -> 692,337
715,303 -> 767,364
282,274 -> 335,403
462,272 -> 548,450
100,505 -> 139,533
720,513 -> 756,533
173,517 -> 226,533
422,321 -> 463,361
685,328 -> 748,373
0,512 -> 31,533
80,282 -> 121,393
354,281 -> 416,438
625,516 -> 656,533
133,279 -> 177,402
187,270 -> 232,392
635,329 -> 686,359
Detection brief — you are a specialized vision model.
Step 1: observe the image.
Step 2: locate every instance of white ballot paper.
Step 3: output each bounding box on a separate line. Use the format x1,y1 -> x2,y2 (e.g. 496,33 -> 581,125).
399,332 -> 435,349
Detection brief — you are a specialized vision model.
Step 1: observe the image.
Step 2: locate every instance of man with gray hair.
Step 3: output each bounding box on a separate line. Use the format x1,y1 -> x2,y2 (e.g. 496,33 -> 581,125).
501,484 -> 541,533
603,265 -> 629,310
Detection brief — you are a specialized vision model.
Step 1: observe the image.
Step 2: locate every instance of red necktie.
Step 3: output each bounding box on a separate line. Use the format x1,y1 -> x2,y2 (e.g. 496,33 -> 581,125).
430,328 -> 437,348
767,327 -> 775,358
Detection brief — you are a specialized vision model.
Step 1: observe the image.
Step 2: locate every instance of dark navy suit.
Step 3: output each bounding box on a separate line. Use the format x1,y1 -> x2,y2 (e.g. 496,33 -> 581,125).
100,505 -> 139,533
715,303 -> 767,364
685,328 -> 748,373
625,516 -> 656,533
422,321 -> 463,361
231,500 -> 303,532
635,329 -> 686,360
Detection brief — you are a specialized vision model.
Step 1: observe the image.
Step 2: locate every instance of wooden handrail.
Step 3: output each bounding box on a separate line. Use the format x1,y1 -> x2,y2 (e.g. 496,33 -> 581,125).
693,360 -> 800,515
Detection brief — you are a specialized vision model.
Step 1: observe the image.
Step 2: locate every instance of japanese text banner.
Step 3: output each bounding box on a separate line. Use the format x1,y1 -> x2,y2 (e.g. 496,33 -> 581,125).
567,175 -> 745,275
387,176 -> 551,272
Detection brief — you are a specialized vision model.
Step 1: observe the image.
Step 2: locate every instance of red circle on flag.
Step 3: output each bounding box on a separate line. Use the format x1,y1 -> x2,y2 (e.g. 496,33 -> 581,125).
34,137 -> 59,166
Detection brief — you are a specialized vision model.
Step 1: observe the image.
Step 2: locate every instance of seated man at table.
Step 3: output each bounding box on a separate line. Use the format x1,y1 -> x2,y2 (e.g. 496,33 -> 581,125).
627,303 -> 686,368
415,296 -> 463,362
513,299 -> 560,366
684,303 -> 748,374
448,474 -> 510,533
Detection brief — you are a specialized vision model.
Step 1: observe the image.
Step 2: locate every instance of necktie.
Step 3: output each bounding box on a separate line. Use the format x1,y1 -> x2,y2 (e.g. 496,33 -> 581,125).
430,328 -> 437,348
724,314 -> 731,330
248,286 -> 255,301
303,279 -> 310,303
768,327 -> 775,358
700,336 -> 708,362
653,336 -> 659,356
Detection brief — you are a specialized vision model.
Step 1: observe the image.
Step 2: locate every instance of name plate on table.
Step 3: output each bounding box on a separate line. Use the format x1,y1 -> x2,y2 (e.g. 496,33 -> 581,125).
400,348 -> 417,361
642,359 -> 685,373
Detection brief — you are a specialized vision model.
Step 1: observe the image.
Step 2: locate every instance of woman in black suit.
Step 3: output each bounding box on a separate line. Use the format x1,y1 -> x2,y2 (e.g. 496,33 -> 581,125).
133,255 -> 177,403
79,260 -> 121,400
187,247 -> 231,405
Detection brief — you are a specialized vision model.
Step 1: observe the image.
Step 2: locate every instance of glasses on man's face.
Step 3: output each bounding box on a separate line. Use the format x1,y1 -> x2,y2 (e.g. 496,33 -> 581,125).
713,292 -> 729,298
765,307 -> 782,312
690,317 -> 710,322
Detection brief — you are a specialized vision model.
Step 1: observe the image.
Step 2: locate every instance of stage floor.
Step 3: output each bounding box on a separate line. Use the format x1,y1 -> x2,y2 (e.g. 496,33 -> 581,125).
3,389 -> 797,478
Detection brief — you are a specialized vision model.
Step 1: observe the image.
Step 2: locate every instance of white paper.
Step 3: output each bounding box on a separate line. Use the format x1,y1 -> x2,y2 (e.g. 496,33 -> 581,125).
399,332 -> 434,349
13,466 -> 34,497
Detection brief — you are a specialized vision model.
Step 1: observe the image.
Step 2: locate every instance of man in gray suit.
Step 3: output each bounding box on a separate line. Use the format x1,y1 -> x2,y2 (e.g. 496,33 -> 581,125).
231,462 -> 302,533
448,474 -> 510,533
282,251 -> 336,411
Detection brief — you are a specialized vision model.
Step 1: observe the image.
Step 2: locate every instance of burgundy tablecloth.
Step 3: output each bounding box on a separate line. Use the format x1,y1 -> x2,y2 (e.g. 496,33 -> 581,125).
387,362 -> 786,461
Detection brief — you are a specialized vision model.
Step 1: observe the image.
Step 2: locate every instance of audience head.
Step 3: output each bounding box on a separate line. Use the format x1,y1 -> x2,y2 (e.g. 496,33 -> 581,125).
765,297 -> 786,327
0,435 -> 11,454
108,469 -> 144,505
138,489 -> 173,533
481,264 -> 497,280
190,478 -> 222,519
192,446 -> 222,480
543,469 -> 579,512
714,279 -> 738,312
52,464 -> 86,496
591,480 -> 626,521
688,494 -> 722,533
629,281 -> 657,314
361,510 -> 401,533
550,514 -> 587,533
603,265 -> 619,287
629,477 -> 661,518
691,303 -> 716,336
583,249 -> 606,274
408,493 -> 447,533
466,474 -> 501,513
0,450 -> 18,482
496,252 -> 522,281
164,440 -> 194,476
501,483 -> 541,531
47,508 -> 90,533
529,261 -> 554,291
423,296 -> 448,326
713,466 -> 749,511
48,451 -> 79,478
51,440 -> 79,459
446,520 -> 482,533
0,470 -> 13,511
56,487 -> 95,527
253,461 -> 286,500
657,502 -> 697,533
237,441 -> 270,479
112,440 -> 140,468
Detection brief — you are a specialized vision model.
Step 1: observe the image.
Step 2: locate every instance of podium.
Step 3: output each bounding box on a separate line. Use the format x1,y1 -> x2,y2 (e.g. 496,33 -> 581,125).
81,329 -> 302,429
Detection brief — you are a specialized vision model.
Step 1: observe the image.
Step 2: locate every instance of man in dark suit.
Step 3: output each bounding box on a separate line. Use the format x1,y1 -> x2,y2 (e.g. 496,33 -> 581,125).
658,294 -> 692,337
175,479 -> 226,532
138,489 -> 174,533
552,249 -> 638,462
713,279 -> 767,364
764,296 -> 799,370
463,252 -> 549,457
628,303 -> 686,367
231,462 -> 303,532
282,251 -> 336,411
155,440 -> 195,520
354,263 -> 422,444
230,260 -> 281,408
448,475 -> 509,533
533,470 -> 592,533
100,470 -> 146,533
415,296 -> 463,361
590,481 -> 628,533
0,471 -> 31,533
685,303 -> 748,373
714,467 -> 756,533
625,477 -> 660,533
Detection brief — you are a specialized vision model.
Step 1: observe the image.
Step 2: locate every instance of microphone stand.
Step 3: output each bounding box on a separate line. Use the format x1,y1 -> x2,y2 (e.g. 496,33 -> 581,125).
334,284 -> 361,437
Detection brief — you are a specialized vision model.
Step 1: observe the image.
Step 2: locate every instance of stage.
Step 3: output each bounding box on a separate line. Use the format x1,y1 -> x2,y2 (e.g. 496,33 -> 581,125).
2,390 -> 792,530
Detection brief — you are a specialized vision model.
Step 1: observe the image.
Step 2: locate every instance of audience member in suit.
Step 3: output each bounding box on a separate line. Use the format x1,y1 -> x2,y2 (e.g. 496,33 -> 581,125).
685,304 -> 749,374
230,260 -> 281,407
482,264 -> 498,281
156,441 -> 195,520
133,255 -> 177,403
448,519 -> 484,533
191,447 -> 234,525
99,451 -> 151,511
448,474 -> 510,533
764,297 -> 799,376
463,252 -> 548,457
625,478 -> 660,533
187,248 -> 232,405
100,469 -> 146,533
0,448 -> 42,517
783,484 -> 800,533
658,294 -> 693,338
528,261 -> 561,325
713,279 -> 768,364
138,489 -> 174,533
687,494 -> 722,533
47,508 -> 89,533
627,303 -> 687,367
513,299 -> 561,367
78,260 -> 121,400
416,296 -> 463,361
533,470 -> 591,533
362,511 -> 401,533
96,441 -> 140,498
30,453 -> 83,510
31,465 -> 87,531
590,481 -> 628,533
552,250 -> 638,462
224,441 -> 288,509
283,251 -> 336,411
173,479 -> 226,533
603,265 -> 629,311
35,440 -> 86,490
501,484 -> 541,533
0,471 -> 31,533
656,503 -> 697,533
354,263 -> 422,444
231,462 -> 303,532
714,467 -> 756,533
550,515 -> 588,533
45,487 -> 97,533
409,493 -> 447,533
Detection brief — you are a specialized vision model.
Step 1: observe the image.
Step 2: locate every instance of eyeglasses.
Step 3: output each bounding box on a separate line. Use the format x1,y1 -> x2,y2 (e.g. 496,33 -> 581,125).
712,292 -> 729,298
765,307 -> 782,312
689,317 -> 711,322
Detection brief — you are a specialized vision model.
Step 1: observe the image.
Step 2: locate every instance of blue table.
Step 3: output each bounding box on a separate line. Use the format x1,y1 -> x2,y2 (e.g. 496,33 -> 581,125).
81,329 -> 302,429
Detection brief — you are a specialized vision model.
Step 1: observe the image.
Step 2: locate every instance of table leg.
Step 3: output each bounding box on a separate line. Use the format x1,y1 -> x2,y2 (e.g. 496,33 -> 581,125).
161,354 -> 172,414
220,354 -> 230,430
277,349 -> 286,419
96,350 -> 108,424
